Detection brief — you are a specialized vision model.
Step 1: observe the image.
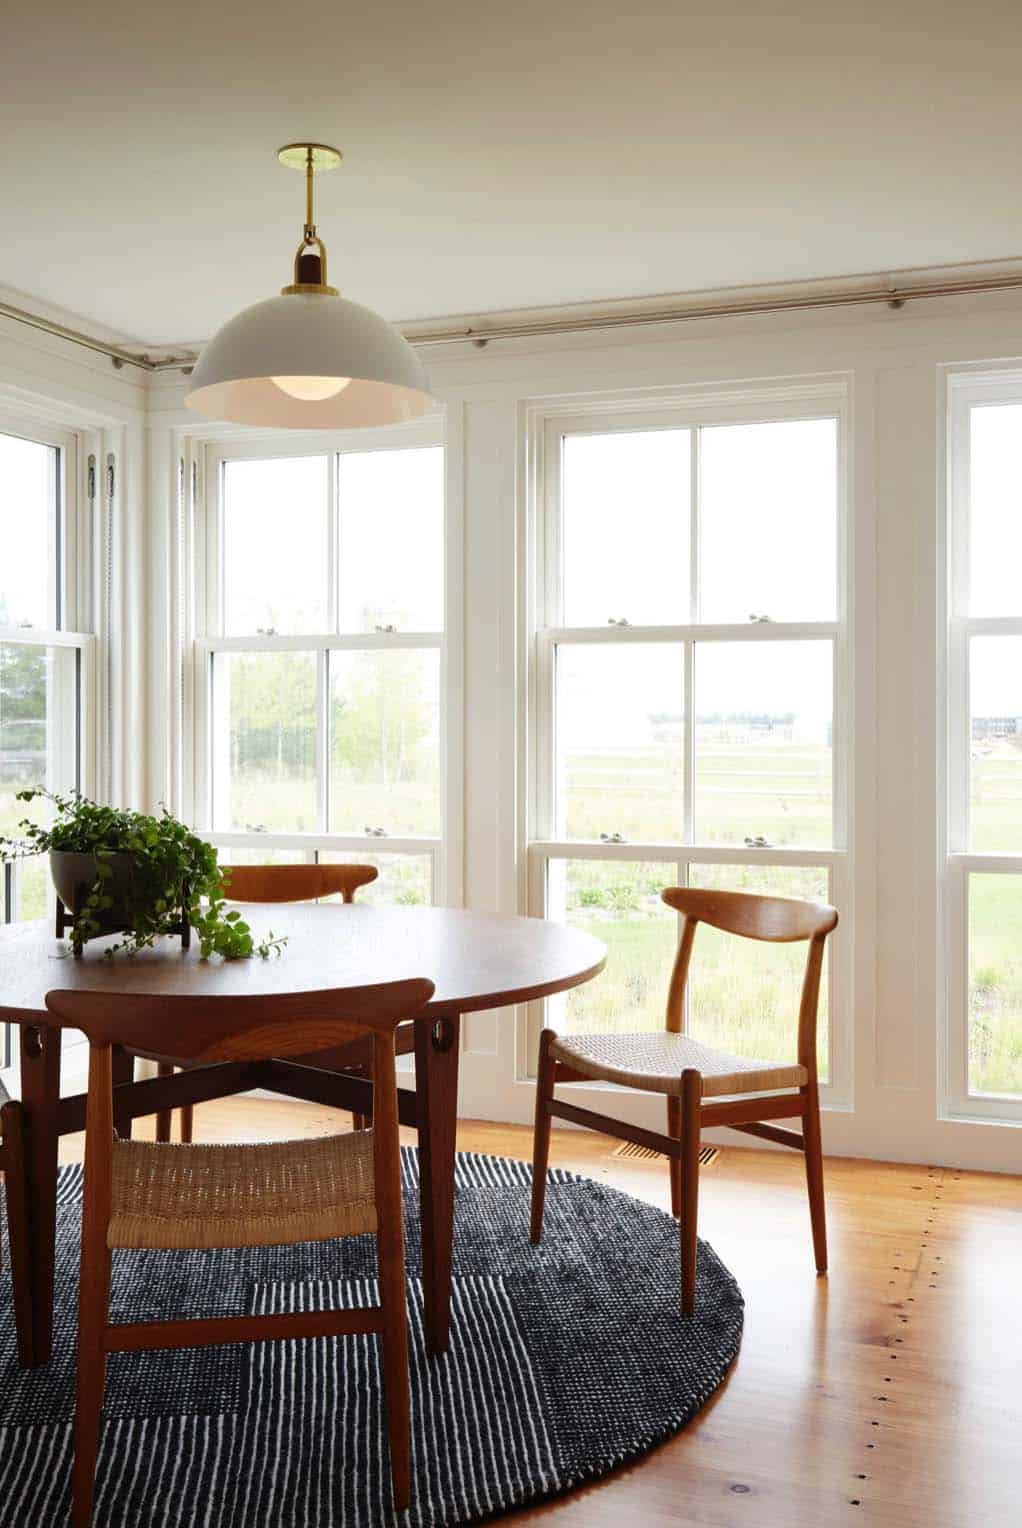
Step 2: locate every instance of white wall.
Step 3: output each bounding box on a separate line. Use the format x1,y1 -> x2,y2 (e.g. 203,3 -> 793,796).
7,287 -> 1022,1170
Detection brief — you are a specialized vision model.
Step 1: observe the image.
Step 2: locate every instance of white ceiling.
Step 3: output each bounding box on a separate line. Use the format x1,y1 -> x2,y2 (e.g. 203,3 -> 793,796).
4,0 -> 1022,348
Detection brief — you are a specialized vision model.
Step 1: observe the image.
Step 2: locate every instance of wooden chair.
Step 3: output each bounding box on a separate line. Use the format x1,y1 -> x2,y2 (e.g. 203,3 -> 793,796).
156,862 -> 380,1144
0,1076 -> 33,1366
531,888 -> 838,1315
45,975 -> 433,1528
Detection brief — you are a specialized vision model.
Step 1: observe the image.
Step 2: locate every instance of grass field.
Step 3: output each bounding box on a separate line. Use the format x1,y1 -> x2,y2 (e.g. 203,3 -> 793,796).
563,738 -> 832,846
968,872 -> 1022,1095
971,746 -> 1022,851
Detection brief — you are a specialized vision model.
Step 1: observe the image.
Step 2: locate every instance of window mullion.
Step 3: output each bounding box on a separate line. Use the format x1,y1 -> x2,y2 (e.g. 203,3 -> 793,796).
544,424 -> 564,627
948,620 -> 971,854
683,640 -> 694,844
329,452 -> 340,633
317,649 -> 330,835
206,451 -> 223,638
685,426 -> 699,845
535,632 -> 556,839
689,426 -> 700,624
831,634 -> 846,850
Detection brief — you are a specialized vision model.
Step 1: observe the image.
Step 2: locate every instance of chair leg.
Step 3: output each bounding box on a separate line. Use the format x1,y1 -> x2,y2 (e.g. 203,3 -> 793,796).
2,1105 -> 35,1367
378,1235 -> 411,1512
352,1068 -> 373,1132
667,1095 -> 682,1218
530,1029 -> 557,1245
679,1069 -> 701,1317
154,1067 -> 194,1142
73,1245 -> 111,1527
110,1048 -> 134,1140
372,1036 -> 411,1513
73,1167 -> 113,1525
155,1063 -> 173,1143
802,1080 -> 828,1274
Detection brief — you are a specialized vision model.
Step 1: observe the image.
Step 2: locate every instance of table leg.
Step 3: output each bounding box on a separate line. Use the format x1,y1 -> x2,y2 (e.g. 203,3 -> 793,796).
414,1013 -> 460,1356
19,1021 -> 62,1366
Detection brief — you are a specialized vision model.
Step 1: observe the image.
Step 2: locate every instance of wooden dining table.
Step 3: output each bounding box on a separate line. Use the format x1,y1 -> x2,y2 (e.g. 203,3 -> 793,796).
0,903 -> 604,1369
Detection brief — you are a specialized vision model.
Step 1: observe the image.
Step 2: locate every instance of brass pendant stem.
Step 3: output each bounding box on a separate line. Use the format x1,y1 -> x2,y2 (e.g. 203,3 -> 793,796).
305,145 -> 315,241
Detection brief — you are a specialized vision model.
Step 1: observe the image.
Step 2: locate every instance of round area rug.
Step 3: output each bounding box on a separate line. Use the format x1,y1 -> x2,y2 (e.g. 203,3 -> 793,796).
0,1150 -> 743,1526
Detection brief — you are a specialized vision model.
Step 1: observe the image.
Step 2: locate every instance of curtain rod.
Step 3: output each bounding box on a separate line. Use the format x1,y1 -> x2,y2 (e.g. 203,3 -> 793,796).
4,271 -> 1022,372
421,272 -> 1022,348
0,300 -> 196,372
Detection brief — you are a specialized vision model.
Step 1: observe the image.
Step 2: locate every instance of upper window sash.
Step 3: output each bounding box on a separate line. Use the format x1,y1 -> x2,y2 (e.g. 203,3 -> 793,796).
539,397 -> 846,634
947,378 -> 1022,627
200,425 -> 445,644
0,417 -> 84,637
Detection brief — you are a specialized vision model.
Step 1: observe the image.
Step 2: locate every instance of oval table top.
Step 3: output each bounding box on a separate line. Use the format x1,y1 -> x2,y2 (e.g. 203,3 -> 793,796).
0,904 -> 606,1021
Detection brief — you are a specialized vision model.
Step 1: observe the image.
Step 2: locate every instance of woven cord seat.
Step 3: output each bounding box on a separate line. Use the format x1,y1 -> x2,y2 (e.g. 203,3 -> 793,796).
109,1129 -> 378,1251
550,1030 -> 807,1098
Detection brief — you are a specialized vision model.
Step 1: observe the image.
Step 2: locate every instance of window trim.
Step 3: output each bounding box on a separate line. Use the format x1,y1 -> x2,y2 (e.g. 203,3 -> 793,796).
187,422 -> 457,905
942,370 -> 1022,1123
524,380 -> 854,1110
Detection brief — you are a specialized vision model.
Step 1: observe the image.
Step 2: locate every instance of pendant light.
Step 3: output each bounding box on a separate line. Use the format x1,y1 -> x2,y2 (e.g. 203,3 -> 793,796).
185,143 -> 431,429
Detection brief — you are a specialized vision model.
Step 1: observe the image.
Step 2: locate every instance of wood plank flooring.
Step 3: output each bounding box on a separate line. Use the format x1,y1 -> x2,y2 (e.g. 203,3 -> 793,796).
59,1100 -> 1021,1528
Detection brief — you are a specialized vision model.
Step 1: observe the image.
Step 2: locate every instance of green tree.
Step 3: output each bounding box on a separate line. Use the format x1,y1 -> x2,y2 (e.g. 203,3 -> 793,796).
331,653 -> 434,786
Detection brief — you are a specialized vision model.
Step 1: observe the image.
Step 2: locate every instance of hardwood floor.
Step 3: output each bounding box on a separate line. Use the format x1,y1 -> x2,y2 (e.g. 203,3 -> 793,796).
59,1100 -> 1020,1528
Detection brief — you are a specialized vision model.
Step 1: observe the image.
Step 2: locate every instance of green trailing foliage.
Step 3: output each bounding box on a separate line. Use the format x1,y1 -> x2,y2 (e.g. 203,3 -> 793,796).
0,788 -> 286,961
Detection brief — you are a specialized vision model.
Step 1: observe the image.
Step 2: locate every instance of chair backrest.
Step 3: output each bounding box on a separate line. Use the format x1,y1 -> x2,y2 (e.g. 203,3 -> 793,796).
44,978 -> 434,1063
660,888 -> 838,1071
219,863 -> 378,904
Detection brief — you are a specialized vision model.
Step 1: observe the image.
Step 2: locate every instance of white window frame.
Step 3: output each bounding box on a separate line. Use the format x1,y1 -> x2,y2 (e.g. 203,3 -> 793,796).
1,407 -> 97,1071
524,381 -> 854,1111
942,370 -> 1022,1124
186,420 -> 459,905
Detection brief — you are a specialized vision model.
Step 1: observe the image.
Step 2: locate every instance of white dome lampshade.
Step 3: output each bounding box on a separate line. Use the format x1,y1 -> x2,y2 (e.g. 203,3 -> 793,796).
185,143 -> 432,430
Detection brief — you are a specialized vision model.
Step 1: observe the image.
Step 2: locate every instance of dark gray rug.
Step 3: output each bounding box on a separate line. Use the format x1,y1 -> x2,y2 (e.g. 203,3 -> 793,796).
0,1151 -> 743,1525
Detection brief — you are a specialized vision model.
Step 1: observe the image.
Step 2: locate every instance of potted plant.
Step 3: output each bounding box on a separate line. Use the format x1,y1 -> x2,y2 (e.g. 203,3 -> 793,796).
0,788 -> 285,960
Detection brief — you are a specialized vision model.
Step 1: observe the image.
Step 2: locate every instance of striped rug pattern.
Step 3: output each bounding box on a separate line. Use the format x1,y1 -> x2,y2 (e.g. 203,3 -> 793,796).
0,1151 -> 744,1526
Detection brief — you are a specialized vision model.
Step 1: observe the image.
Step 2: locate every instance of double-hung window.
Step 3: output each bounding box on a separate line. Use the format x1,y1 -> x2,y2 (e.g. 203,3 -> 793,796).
193,436 -> 447,904
529,389 -> 851,1101
1,421 -> 93,1067
945,375 -> 1022,1119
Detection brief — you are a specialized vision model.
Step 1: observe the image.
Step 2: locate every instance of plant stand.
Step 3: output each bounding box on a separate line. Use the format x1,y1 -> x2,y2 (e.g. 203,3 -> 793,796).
55,890 -> 191,955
